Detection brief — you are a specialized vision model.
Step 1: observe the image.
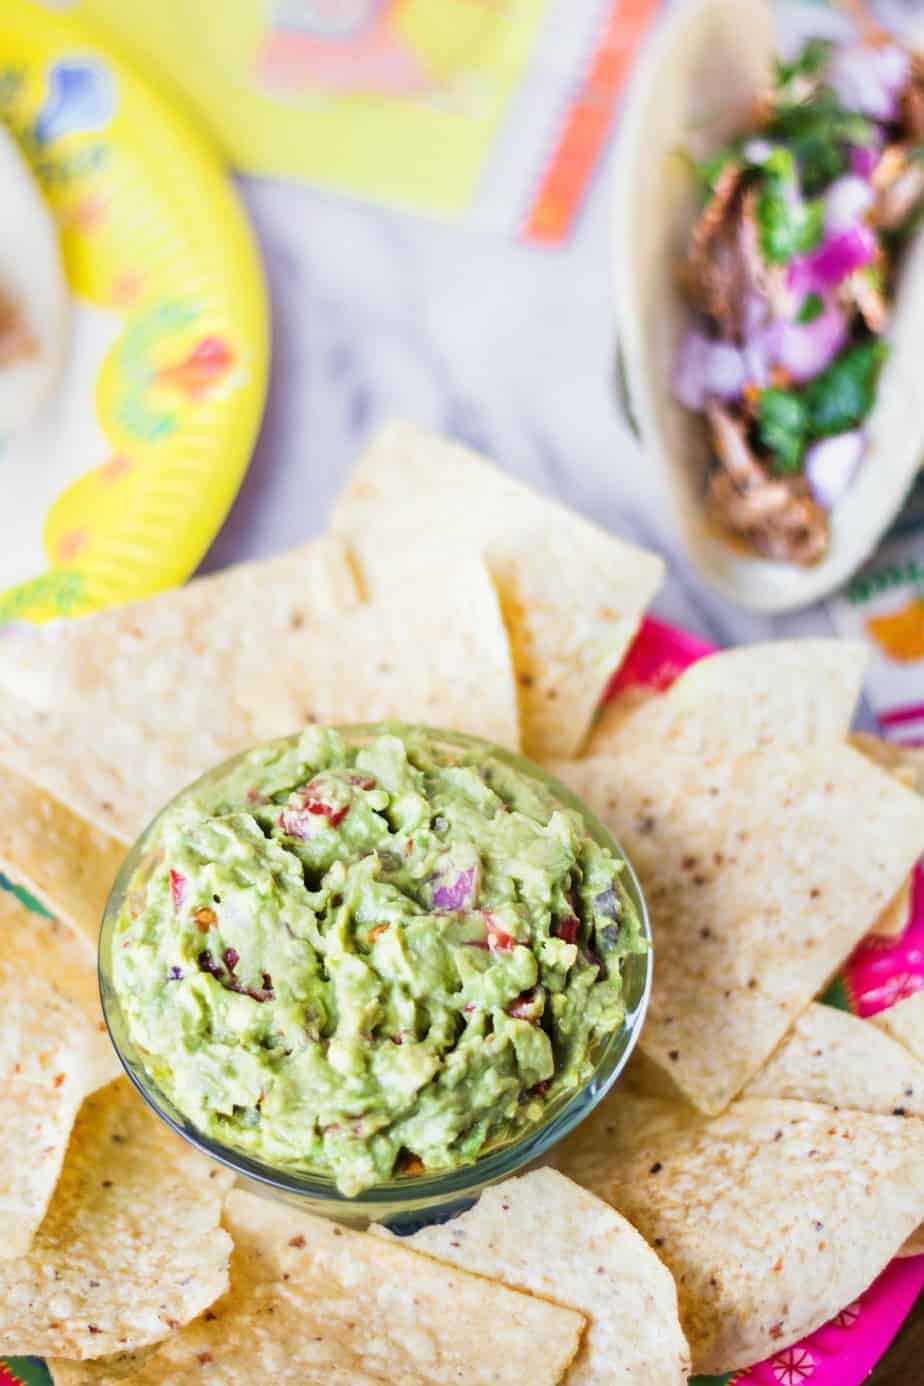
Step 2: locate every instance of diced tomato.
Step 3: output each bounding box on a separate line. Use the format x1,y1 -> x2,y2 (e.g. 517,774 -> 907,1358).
305,796 -> 349,826
169,869 -> 186,911
486,914 -> 516,951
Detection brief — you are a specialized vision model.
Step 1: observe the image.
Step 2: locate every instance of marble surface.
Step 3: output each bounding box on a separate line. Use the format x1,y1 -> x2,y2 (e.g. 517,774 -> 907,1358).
204,154 -> 836,655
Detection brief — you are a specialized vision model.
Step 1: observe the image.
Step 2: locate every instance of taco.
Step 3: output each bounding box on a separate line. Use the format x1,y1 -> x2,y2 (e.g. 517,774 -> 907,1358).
0,121 -> 68,438
615,0 -> 924,610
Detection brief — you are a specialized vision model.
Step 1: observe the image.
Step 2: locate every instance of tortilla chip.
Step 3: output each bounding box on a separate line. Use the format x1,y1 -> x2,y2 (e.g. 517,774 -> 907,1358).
332,420 -> 663,759
0,552 -> 518,843
899,1226 -> 924,1257
551,745 -> 924,1113
0,1081 -> 82,1259
743,1002 -> 924,1116
851,732 -> 924,795
555,1092 -> 924,1373
0,893 -> 117,1089
581,685 -> 656,756
869,873 -> 914,939
382,1168 -> 690,1385
0,1079 -> 232,1359
49,1187 -> 585,1385
0,767 -> 125,946
0,960 -> 113,1258
870,993 -> 924,1063
582,640 -> 867,758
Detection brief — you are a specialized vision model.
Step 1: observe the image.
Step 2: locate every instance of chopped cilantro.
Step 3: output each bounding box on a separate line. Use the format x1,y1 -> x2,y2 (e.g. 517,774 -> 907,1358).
756,166 -> 824,265
804,340 -> 889,436
756,388 -> 810,475
765,88 -> 876,196
797,292 -> 826,324
775,38 -> 833,97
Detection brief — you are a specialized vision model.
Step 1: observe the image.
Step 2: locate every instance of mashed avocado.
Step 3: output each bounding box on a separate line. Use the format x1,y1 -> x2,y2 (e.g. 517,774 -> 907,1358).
112,725 -> 645,1195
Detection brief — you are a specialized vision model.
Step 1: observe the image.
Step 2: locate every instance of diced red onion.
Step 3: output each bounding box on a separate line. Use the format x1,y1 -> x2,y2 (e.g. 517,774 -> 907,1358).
829,43 -> 910,123
789,224 -> 877,294
744,293 -> 770,336
742,322 -> 783,388
804,431 -> 865,509
432,864 -> 478,911
824,175 -> 874,232
850,143 -> 881,180
672,330 -> 746,410
777,303 -> 849,384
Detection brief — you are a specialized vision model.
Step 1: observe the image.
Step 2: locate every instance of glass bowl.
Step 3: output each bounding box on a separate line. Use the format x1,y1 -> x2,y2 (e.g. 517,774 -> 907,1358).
99,724 -> 652,1228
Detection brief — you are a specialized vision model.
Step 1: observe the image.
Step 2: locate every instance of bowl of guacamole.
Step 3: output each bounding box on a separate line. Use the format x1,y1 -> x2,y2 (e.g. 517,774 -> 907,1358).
100,724 -> 651,1216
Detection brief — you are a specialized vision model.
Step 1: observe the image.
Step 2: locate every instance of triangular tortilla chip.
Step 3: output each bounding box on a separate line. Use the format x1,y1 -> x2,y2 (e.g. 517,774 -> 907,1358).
555,1092 -> 924,1373
0,1081 -> 82,1260
0,536 -> 360,844
871,992 -> 924,1063
869,873 -> 914,939
0,1079 -> 231,1360
0,767 -> 125,946
583,685 -> 656,755
899,1226 -> 924,1257
0,892 -> 107,1038
582,640 -> 867,758
551,745 -> 924,1113
743,1002 -> 924,1116
0,554 -> 518,843
49,1187 -> 585,1386
382,1168 -> 690,1386
851,733 -> 924,795
0,948 -> 116,1264
331,420 -> 663,758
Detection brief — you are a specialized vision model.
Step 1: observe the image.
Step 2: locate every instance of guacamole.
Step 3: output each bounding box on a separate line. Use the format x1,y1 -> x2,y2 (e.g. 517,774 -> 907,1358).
112,725 -> 645,1195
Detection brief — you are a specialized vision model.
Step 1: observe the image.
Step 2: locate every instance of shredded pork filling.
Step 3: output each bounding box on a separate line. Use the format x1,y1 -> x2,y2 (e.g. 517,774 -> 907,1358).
673,29 -> 924,565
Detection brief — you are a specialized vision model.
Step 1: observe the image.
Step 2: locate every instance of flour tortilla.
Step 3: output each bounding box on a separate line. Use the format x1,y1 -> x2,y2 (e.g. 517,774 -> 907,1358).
0,1079 -> 231,1360
0,766 -> 125,945
49,1187 -> 585,1386
552,745 -> 924,1113
555,1092 -> 924,1373
743,1001 -> 924,1116
0,547 -> 519,842
0,123 -> 69,437
382,1168 -> 690,1386
332,420 -> 663,758
582,641 -> 867,758
616,0 -> 924,610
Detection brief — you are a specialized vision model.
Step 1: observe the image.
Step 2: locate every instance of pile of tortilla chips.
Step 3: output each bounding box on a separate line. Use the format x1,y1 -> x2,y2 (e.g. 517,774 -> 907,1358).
0,420 -> 922,1382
